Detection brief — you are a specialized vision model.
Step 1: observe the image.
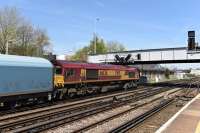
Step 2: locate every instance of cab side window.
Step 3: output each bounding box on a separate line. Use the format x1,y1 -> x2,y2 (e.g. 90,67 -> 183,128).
65,69 -> 75,78
55,67 -> 62,75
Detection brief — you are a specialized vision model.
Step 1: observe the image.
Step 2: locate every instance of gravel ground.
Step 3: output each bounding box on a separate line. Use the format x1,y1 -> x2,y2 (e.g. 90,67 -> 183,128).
46,88 -> 180,133
85,100 -> 162,133
47,105 -> 131,133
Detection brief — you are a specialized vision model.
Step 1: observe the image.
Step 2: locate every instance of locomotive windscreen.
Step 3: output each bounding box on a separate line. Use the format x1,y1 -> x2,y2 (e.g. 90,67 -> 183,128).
86,69 -> 98,80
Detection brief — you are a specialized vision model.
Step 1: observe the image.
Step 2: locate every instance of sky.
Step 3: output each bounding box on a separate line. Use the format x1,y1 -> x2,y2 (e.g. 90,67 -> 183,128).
1,0 -> 200,55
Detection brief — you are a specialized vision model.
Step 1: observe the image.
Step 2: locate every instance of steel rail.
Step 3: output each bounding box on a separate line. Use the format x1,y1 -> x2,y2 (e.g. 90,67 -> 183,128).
0,88 -> 157,129
109,99 -> 174,133
0,87 -> 146,115
3,88 -> 175,133
0,87 -> 153,122
72,90 -> 180,133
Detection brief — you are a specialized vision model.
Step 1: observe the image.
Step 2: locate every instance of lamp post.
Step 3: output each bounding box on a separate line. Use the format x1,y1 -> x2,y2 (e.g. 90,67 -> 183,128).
6,40 -> 13,55
94,18 -> 100,54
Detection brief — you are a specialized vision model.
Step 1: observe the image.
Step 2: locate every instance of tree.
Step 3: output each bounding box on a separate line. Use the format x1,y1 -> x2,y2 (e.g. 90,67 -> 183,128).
71,36 -> 126,61
107,41 -> 126,52
33,28 -> 50,56
71,36 -> 107,61
0,7 -> 50,56
11,21 -> 34,55
0,7 -> 19,54
88,36 -> 107,54
71,46 -> 88,61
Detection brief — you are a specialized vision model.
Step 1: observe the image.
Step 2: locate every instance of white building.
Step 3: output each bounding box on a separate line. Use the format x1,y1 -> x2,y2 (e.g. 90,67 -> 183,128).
175,71 -> 186,79
190,69 -> 200,76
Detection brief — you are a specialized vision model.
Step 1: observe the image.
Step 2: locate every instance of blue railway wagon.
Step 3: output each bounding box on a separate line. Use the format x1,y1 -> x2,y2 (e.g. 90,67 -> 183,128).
0,55 -> 53,106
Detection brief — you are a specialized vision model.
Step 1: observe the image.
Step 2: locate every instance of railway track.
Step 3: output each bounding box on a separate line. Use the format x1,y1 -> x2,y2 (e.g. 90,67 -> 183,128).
69,89 -> 180,133
107,80 -> 200,133
0,77 -> 194,116
0,87 -> 157,121
109,99 -> 174,133
0,87 -> 175,133
0,77 -> 195,116
0,86 -> 146,115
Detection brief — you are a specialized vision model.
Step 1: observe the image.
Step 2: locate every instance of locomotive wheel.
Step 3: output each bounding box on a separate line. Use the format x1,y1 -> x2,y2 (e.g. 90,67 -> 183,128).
68,92 -> 76,98
87,88 -> 94,94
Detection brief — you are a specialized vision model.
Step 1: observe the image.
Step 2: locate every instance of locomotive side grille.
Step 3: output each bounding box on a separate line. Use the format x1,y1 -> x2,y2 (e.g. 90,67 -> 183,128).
86,69 -> 99,80
128,72 -> 135,78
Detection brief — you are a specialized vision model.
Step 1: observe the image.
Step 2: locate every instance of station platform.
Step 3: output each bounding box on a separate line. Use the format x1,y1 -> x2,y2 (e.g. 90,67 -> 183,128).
156,93 -> 200,133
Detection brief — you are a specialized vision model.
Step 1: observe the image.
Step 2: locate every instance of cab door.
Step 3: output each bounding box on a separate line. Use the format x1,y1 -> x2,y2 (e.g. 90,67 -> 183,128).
54,66 -> 64,88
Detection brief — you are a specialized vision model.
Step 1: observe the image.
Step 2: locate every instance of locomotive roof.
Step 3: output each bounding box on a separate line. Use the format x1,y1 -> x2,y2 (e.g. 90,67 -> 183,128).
55,60 -> 137,70
0,54 -> 53,68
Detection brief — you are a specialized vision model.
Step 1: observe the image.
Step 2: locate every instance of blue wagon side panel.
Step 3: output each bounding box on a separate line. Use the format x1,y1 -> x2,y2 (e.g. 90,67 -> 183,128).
0,55 -> 53,97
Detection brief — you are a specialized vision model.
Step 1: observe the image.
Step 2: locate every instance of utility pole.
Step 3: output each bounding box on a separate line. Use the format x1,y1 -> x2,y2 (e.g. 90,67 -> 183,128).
6,40 -> 13,55
5,40 -> 15,55
94,18 -> 100,54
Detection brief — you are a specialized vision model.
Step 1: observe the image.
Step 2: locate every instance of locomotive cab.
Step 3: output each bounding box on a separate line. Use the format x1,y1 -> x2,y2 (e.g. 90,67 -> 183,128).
54,66 -> 64,88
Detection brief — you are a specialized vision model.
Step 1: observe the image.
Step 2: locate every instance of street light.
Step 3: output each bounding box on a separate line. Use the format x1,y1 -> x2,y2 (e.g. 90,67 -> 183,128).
6,40 -> 14,55
94,18 -> 100,54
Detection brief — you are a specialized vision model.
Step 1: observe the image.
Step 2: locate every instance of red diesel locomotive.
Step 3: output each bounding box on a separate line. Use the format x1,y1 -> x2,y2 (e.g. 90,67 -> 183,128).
53,60 -> 140,99
0,55 -> 139,108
